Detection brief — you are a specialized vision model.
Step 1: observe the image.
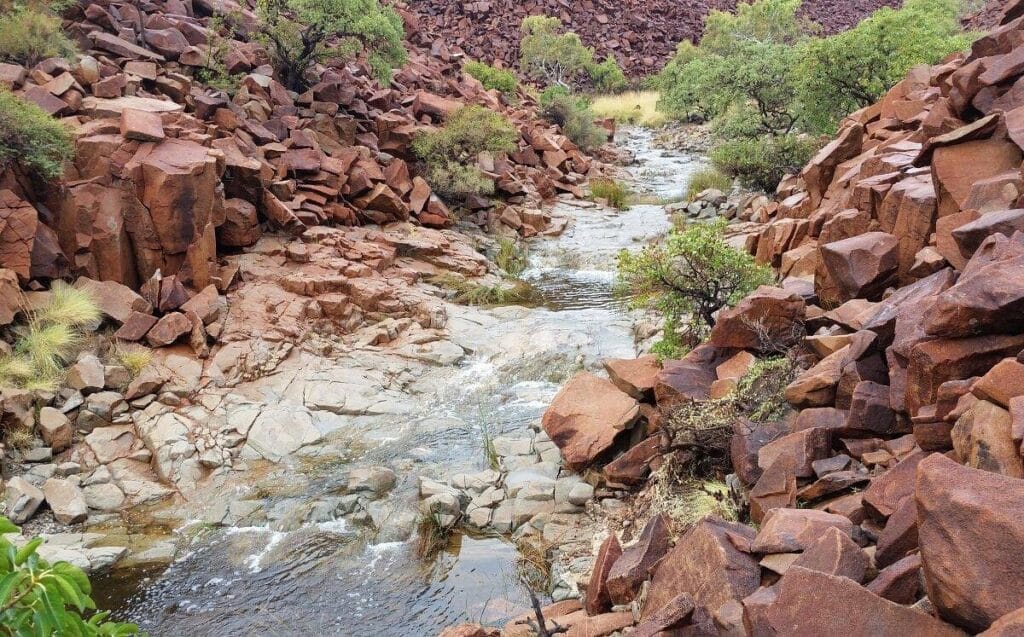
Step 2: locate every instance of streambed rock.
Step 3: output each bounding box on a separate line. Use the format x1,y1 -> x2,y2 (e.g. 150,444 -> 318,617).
541,372 -> 640,469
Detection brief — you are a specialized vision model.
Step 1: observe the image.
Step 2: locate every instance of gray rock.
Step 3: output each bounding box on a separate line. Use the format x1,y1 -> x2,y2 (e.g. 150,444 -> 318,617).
348,466 -> 396,496
5,477 -> 44,524
66,355 -> 105,393
43,479 -> 88,524
38,407 -> 72,452
567,482 -> 594,506
82,483 -> 125,512
466,505 -> 492,528
22,447 -> 53,463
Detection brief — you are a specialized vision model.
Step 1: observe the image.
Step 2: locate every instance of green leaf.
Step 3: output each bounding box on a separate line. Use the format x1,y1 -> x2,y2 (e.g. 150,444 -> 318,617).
0,519 -> 20,534
0,571 -> 28,605
14,540 -> 42,567
44,574 -> 82,612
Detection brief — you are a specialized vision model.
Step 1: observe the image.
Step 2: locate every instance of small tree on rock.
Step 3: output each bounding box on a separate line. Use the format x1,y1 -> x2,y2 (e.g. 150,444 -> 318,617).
255,0 -> 406,91
616,219 -> 774,357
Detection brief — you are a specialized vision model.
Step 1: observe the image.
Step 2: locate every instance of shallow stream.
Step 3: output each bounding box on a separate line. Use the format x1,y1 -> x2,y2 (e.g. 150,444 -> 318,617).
94,126 -> 704,636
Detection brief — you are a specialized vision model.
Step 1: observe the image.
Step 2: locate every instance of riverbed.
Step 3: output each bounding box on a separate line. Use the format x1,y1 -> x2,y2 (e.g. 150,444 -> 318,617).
93,126 -> 705,636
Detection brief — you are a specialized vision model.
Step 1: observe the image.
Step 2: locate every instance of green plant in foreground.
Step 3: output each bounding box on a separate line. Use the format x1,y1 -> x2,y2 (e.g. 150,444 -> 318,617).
0,88 -> 74,179
0,282 -> 100,392
589,178 -> 631,209
616,218 -> 773,354
0,515 -> 142,635
686,168 -> 732,201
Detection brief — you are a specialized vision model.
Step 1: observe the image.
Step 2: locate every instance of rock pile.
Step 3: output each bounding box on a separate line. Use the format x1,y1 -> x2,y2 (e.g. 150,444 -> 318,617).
406,0 -> 900,77
444,7 -> 1024,636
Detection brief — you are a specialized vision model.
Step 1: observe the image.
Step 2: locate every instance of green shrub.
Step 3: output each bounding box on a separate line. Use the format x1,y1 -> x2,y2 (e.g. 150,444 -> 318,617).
589,178 -> 631,209
541,94 -> 606,151
686,168 -> 733,201
255,0 -> 406,90
0,281 -> 99,394
192,15 -> 243,95
710,134 -> 820,192
587,56 -> 628,93
412,105 -> 518,202
796,0 -> 974,132
539,84 -> 571,107
616,218 -> 773,355
0,7 -> 76,68
0,515 -> 141,634
464,60 -> 518,96
494,237 -> 529,276
519,15 -> 594,87
0,88 -> 74,179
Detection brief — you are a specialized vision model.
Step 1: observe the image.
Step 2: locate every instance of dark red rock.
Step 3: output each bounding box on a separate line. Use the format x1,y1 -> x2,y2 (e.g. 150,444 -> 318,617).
790,526 -> 869,583
866,553 -> 922,605
606,514 -> 672,605
584,533 -> 622,616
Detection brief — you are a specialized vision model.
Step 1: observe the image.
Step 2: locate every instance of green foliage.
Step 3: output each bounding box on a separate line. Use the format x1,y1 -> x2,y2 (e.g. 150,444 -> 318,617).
686,168 -> 732,201
519,16 -> 594,88
0,515 -> 142,635
539,84 -> 572,107
734,357 -> 797,421
587,56 -> 628,93
540,93 -> 606,151
0,281 -> 99,393
0,6 -> 76,68
254,0 -> 406,91
796,0 -> 975,132
192,15 -> 243,94
426,274 -> 535,307
0,88 -> 73,179
464,60 -> 518,96
494,237 -> 529,277
412,105 -> 518,202
589,178 -> 631,209
710,134 -> 820,192
616,219 -> 773,354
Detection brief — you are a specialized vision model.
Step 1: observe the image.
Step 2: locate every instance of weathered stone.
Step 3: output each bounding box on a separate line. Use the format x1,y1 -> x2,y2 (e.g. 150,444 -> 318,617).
790,526 -> 869,582
5,477 -> 43,524
42,479 -> 88,525
708,285 -> 805,352
816,232 -> 899,306
606,514 -> 671,605
145,312 -> 191,347
541,373 -> 639,469
757,427 -> 831,478
38,407 -> 72,452
951,399 -> 1023,477
766,567 -> 962,636
584,533 -> 622,615
917,452 -> 1024,632
643,516 -> 759,619
866,553 -> 922,605
751,507 -> 854,553
602,355 -> 659,400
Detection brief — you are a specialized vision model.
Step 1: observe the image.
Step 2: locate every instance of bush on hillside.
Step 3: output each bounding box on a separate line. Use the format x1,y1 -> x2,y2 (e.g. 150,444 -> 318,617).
255,0 -> 406,91
412,105 -> 518,202
519,16 -> 594,88
0,89 -> 74,179
0,5 -> 76,68
710,134 -> 820,192
541,94 -> 606,151
464,60 -> 519,96
616,218 -> 774,356
796,0 -> 975,132
587,56 -> 628,93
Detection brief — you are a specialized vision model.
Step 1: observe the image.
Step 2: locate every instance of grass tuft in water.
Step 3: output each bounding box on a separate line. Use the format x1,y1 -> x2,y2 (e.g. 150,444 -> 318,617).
416,513 -> 454,559
589,178 -> 631,209
481,425 -> 500,471
494,237 -> 529,277
427,273 -> 536,307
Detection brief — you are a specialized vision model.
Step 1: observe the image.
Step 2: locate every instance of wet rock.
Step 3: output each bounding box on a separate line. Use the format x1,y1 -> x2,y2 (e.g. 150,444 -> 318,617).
766,567 -> 962,636
348,466 -> 397,496
917,453 -> 1024,632
541,373 -> 640,469
243,406 -> 322,461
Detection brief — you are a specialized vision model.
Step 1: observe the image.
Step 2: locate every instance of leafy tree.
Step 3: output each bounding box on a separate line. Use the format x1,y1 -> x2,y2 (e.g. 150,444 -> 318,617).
0,516 -> 141,635
587,56 -> 628,93
0,88 -> 73,179
255,0 -> 406,91
616,219 -> 774,357
796,0 -> 975,132
463,60 -> 518,96
710,134 -> 821,192
519,16 -> 594,88
540,93 -> 607,150
412,105 -> 518,202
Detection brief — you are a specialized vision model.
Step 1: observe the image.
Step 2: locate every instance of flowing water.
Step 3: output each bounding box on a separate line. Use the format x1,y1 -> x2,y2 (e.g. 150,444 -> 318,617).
93,127 -> 705,636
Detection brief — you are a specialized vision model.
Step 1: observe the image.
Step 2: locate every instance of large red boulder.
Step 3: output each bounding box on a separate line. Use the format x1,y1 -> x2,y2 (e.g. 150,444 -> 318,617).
917,453 -> 1024,632
815,232 -> 899,306
708,285 -> 805,352
541,373 -> 640,469
643,516 -> 759,620
765,567 -> 963,636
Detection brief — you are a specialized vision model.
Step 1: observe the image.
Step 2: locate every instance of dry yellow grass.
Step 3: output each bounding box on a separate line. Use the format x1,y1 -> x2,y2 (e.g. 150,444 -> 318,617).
591,91 -> 668,128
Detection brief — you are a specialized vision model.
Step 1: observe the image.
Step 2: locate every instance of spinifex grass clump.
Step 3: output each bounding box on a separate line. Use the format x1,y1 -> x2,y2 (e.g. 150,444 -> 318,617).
0,282 -> 100,392
589,178 -> 631,209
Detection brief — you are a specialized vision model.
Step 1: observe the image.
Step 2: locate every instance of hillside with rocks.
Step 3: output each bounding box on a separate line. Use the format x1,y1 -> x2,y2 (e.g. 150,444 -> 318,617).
441,2 -> 1024,637
407,0 -> 901,77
